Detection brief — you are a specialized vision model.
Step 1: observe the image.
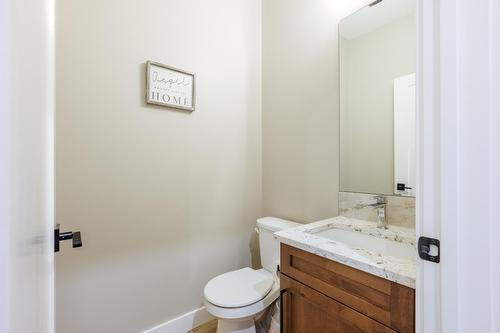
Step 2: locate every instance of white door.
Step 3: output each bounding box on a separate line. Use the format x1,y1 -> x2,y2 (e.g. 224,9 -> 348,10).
393,73 -> 416,196
0,0 -> 55,332
417,0 -> 500,332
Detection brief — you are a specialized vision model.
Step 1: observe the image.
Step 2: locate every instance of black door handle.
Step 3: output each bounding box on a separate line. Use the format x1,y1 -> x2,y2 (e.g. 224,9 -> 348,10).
397,183 -> 413,191
55,224 -> 83,252
418,236 -> 440,263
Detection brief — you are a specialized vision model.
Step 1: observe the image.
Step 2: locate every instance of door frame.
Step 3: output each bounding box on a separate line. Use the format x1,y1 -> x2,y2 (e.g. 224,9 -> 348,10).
0,0 -> 55,332
415,0 -> 442,331
416,0 -> 500,332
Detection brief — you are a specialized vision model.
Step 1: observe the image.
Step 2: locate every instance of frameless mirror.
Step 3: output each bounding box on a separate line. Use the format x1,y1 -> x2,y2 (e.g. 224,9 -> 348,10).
339,0 -> 416,197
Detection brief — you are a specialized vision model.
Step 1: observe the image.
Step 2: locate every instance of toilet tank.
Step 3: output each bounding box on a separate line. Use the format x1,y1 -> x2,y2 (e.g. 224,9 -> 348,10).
257,217 -> 300,270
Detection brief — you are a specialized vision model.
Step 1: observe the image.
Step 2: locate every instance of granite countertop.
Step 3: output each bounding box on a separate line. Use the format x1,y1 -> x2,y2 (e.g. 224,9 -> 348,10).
275,216 -> 416,289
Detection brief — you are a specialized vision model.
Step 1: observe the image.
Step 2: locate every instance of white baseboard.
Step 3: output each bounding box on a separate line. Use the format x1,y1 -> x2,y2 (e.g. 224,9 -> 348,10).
142,306 -> 214,333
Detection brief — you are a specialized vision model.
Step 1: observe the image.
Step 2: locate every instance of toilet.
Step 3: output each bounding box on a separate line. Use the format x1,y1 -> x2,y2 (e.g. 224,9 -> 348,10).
203,217 -> 300,333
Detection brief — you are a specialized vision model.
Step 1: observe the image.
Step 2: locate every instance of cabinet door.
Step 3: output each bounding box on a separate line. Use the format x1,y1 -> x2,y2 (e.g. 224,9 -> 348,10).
281,275 -> 397,333
281,244 -> 415,333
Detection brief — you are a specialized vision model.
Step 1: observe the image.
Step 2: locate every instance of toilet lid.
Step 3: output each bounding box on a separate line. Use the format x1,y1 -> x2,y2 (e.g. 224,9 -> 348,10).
204,268 -> 274,308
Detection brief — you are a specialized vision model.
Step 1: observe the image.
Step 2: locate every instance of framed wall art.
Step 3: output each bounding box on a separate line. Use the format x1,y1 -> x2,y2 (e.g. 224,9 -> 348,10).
146,61 -> 196,111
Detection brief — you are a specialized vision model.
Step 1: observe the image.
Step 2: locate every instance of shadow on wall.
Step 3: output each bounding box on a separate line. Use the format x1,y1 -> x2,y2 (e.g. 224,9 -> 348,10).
250,229 -> 261,269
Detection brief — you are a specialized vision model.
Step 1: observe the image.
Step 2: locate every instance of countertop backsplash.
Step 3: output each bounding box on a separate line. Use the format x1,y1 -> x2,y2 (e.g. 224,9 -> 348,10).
339,191 -> 415,229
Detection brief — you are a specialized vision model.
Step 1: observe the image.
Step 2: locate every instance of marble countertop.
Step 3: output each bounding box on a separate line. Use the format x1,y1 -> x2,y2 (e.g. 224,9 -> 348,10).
275,216 -> 416,289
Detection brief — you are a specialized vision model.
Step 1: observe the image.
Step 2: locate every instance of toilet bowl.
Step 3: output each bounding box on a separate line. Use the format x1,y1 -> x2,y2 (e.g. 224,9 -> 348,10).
203,217 -> 300,333
203,267 -> 279,333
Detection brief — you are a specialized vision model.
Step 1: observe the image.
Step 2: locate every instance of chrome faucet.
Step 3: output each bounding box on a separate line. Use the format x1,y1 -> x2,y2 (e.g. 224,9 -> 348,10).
376,205 -> 387,229
355,195 -> 387,229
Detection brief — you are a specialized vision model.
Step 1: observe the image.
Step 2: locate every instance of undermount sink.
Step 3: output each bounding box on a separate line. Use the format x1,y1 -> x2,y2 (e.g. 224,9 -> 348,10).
309,226 -> 416,261
275,216 -> 417,288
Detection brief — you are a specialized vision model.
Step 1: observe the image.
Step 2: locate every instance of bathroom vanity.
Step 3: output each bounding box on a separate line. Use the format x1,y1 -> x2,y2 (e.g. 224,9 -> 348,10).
276,0 -> 419,331
276,217 -> 416,333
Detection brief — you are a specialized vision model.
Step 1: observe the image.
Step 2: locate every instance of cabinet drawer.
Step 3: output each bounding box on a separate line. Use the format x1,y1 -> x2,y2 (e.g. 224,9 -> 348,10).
280,244 -> 414,333
281,274 -> 397,333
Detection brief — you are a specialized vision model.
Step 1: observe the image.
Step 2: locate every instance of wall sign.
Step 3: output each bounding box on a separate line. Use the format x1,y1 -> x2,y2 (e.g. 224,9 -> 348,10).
146,61 -> 196,111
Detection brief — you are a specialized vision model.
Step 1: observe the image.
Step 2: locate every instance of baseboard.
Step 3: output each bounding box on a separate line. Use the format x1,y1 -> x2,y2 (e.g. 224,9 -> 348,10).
142,306 -> 214,333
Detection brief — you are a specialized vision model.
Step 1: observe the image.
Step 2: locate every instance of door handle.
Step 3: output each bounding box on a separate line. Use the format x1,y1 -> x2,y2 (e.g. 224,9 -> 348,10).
54,224 -> 83,252
418,236 -> 440,263
397,183 -> 413,191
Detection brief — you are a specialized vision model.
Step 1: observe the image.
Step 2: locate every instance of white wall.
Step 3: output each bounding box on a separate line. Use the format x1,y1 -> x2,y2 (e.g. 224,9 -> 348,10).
262,0 -> 370,223
0,0 -> 54,332
55,1 -> 261,332
340,14 -> 416,195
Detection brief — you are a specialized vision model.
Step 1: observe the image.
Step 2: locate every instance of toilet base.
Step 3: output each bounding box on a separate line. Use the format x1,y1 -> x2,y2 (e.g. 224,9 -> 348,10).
216,318 -> 256,333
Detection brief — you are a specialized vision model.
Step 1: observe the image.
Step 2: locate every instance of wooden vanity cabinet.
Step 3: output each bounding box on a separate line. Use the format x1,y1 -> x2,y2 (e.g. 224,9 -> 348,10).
280,244 -> 415,333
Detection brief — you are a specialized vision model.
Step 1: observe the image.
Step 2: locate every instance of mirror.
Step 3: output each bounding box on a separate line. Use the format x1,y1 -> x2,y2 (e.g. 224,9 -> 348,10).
339,0 -> 416,197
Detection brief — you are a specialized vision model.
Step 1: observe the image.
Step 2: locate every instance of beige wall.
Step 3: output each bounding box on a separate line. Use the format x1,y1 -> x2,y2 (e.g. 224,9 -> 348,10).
262,0 -> 370,223
340,14 -> 416,195
55,1 -> 261,332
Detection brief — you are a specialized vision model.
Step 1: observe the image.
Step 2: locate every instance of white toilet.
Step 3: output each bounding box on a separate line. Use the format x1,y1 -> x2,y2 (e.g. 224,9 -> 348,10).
203,217 -> 300,333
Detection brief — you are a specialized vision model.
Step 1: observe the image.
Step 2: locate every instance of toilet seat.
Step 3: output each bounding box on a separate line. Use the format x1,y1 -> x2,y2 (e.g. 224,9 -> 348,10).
203,267 -> 280,321
204,268 -> 274,308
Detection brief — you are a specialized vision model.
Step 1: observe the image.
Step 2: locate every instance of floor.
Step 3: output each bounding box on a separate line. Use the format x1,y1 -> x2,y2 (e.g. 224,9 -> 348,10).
187,319 -> 217,333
